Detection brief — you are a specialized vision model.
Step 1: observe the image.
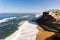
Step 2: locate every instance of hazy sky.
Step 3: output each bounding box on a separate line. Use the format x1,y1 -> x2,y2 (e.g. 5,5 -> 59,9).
0,0 -> 60,13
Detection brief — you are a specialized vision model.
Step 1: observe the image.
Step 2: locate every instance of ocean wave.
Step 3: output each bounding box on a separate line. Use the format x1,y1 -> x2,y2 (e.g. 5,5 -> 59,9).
0,17 -> 16,23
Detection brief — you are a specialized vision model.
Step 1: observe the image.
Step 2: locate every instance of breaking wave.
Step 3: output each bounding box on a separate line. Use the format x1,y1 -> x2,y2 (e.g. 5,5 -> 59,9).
0,17 -> 16,23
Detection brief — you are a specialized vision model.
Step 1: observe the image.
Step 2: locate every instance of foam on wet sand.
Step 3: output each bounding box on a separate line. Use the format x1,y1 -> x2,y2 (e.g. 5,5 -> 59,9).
4,21 -> 55,40
5,21 -> 38,40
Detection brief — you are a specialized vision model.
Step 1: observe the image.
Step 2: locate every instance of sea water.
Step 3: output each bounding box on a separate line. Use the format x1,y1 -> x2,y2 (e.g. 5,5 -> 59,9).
0,13 -> 37,39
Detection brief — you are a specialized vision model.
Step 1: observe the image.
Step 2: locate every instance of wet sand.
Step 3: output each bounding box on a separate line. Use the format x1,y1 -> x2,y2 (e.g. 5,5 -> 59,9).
4,21 -> 55,40
5,21 -> 38,40
36,26 -> 55,40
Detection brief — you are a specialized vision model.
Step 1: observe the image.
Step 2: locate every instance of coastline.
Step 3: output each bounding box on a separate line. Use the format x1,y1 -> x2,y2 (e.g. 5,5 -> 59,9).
15,21 -> 38,40
4,21 -> 26,40
36,26 -> 55,40
4,21 -> 38,40
4,21 -> 55,40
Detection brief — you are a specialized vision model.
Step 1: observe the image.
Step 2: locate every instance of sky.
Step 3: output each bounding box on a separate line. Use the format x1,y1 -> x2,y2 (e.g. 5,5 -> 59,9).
0,0 -> 60,13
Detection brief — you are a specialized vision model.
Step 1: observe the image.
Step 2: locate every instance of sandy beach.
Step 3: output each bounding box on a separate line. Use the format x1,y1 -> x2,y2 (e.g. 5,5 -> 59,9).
36,26 -> 55,40
4,21 -> 38,40
4,21 -> 55,40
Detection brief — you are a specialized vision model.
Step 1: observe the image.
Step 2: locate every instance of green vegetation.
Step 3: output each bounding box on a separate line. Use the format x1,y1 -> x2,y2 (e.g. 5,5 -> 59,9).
42,25 -> 59,32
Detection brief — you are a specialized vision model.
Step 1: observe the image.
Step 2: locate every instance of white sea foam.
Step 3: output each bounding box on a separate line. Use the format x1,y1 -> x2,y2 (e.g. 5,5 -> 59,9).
13,21 -> 38,40
0,17 -> 16,23
4,21 -> 38,40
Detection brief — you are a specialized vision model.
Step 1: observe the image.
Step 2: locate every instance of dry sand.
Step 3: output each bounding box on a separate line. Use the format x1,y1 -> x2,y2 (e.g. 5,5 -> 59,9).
36,26 -> 55,40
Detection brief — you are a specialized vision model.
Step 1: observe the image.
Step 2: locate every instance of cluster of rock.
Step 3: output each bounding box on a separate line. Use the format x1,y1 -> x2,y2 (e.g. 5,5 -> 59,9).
48,9 -> 60,22
36,9 -> 60,40
36,9 -> 60,30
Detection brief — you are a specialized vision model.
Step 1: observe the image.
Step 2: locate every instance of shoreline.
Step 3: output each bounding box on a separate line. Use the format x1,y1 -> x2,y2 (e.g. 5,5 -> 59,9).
4,21 -> 38,40
4,21 -> 26,40
4,21 -> 55,40
36,26 -> 55,40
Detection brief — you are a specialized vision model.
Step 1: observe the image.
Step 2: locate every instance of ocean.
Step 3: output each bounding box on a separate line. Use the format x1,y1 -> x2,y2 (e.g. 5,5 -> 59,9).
0,13 -> 38,39
0,13 -> 37,25
0,13 -> 36,19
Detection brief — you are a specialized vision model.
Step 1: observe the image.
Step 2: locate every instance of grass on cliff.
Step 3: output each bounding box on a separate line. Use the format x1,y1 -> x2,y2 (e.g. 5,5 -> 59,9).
41,25 -> 59,32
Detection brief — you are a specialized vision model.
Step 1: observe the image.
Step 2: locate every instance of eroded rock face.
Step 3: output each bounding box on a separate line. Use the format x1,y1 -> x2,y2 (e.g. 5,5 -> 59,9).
36,11 -> 56,25
42,9 -> 60,22
49,9 -> 60,21
36,9 -> 60,30
36,9 -> 60,40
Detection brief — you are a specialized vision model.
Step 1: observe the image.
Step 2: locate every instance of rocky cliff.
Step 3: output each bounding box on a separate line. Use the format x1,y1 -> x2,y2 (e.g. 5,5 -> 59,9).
36,9 -> 60,30
36,9 -> 60,40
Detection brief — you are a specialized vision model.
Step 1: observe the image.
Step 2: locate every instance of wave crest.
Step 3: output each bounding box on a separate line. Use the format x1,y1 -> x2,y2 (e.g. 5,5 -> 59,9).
0,17 -> 16,23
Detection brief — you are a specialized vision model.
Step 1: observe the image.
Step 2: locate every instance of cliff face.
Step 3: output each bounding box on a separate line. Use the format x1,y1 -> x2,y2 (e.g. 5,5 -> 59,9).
49,9 -> 60,21
36,9 -> 60,30
36,9 -> 60,40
